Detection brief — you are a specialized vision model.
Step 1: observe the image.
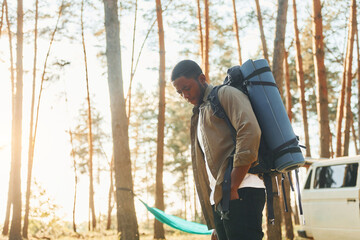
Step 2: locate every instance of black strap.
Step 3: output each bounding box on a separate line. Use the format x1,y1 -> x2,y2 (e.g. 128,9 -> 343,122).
244,66 -> 271,81
208,86 -> 236,144
209,86 -> 237,217
288,172 -> 295,192
263,173 -> 275,223
273,137 -> 298,154
245,81 -> 278,88
219,157 -> 233,220
295,169 -> 303,215
273,147 -> 302,160
281,173 -> 288,212
117,187 -> 136,196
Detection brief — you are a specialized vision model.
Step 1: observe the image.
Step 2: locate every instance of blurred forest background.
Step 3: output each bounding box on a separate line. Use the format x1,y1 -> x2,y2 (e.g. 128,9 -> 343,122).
0,0 -> 359,239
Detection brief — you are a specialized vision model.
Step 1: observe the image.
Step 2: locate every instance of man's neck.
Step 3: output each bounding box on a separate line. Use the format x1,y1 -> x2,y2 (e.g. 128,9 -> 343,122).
196,83 -> 208,106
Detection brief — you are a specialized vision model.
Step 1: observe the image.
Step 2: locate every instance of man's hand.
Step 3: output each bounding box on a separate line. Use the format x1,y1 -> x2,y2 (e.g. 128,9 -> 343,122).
211,229 -> 218,240
230,164 -> 251,200
230,189 -> 239,200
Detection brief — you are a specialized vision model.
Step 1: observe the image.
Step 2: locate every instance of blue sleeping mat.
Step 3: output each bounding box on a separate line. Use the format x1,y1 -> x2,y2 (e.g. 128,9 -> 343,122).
240,59 -> 304,172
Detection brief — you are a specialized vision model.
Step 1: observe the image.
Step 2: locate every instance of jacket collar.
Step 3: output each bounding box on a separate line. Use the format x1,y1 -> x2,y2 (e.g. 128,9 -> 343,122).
192,84 -> 213,114
202,84 -> 213,103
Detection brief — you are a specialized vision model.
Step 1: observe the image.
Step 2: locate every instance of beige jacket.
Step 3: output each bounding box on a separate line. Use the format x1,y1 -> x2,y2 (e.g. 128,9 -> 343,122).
190,84 -> 261,229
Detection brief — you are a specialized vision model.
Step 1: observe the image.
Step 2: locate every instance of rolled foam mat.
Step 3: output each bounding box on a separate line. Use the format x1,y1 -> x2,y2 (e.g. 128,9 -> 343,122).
240,59 -> 305,172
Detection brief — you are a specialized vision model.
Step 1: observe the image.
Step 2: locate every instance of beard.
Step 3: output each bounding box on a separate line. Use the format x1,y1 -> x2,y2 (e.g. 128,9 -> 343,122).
196,81 -> 207,106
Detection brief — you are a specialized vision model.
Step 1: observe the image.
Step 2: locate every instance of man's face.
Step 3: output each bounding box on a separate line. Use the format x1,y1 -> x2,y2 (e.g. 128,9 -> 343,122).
172,75 -> 206,106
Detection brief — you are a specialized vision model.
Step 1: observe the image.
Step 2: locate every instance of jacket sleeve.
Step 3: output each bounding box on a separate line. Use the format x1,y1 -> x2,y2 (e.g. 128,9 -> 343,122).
218,86 -> 261,167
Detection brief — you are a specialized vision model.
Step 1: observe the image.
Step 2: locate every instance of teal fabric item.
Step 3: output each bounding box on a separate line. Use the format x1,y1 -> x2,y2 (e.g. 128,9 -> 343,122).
140,200 -> 212,235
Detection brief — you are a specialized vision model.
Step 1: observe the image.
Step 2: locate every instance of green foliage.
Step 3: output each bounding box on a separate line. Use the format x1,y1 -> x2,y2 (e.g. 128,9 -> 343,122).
128,84 -> 158,198
71,103 -> 110,177
27,180 -> 70,238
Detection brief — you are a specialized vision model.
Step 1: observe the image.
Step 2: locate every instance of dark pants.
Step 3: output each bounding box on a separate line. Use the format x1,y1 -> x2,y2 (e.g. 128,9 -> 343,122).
213,187 -> 265,240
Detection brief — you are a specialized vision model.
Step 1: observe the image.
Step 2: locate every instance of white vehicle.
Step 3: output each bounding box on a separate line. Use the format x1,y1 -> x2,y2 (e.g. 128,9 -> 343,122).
298,156 -> 360,240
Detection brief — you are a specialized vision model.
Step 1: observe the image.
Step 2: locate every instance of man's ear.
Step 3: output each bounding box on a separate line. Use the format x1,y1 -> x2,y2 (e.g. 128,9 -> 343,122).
198,73 -> 207,84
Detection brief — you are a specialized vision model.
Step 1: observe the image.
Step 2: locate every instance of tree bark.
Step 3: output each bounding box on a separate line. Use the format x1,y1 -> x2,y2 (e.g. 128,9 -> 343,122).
154,0 -> 166,238
232,0 -> 242,65
0,1 -> 4,35
67,129 -> 78,233
204,0 -> 209,82
312,0 -> 331,158
9,0 -> 23,239
335,47 -> 347,157
272,0 -> 288,97
126,0 -> 138,124
22,0 -> 38,237
356,25 -> 360,149
342,0 -> 357,156
284,50 -> 292,121
292,0 -> 311,157
81,0 -> 96,230
103,0 -> 139,239
351,113 -> 359,154
280,175 -> 294,240
267,176 -> 282,240
268,0 -> 288,239
254,0 -> 269,63
196,0 -> 204,65
106,156 -> 114,230
2,0 -> 14,235
24,2 -> 65,234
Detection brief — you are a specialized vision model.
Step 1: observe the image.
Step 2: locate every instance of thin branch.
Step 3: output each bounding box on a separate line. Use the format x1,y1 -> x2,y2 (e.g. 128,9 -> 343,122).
126,0 -> 138,123
0,0 -> 5,36
22,0 -> 39,237
2,0 -> 14,235
125,0 -> 173,103
32,0 -> 65,169
81,0 -> 96,230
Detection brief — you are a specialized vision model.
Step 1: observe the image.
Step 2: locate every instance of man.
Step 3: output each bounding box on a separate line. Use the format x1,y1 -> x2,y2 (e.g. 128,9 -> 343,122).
171,60 -> 266,240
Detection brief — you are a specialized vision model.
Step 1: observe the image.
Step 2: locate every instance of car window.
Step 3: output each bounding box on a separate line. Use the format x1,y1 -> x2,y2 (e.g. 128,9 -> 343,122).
313,163 -> 358,189
304,170 -> 312,189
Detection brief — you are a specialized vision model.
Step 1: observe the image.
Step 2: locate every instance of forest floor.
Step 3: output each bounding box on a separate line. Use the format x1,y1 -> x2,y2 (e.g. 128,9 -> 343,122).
0,222 -> 306,239
0,229 -> 306,240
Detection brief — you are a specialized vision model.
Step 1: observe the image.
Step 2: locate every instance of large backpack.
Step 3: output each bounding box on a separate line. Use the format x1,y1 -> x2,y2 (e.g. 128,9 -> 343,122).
209,59 -> 305,223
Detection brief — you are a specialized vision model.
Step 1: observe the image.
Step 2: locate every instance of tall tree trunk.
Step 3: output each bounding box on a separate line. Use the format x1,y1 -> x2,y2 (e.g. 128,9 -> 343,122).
203,0 -> 209,82
232,0 -> 242,65
68,129 -> 78,233
268,0 -> 288,239
272,0 -> 288,97
351,113 -> 359,154
335,47 -> 347,157
22,0 -> 38,237
106,156 -> 114,230
280,176 -> 294,240
292,0 -> 311,157
103,0 -> 139,239
356,26 -> 360,149
9,0 -> 23,239
0,1 -> 4,35
196,0 -> 204,65
126,0 -> 138,124
284,50 -> 292,121
267,176 -> 283,240
312,0 -> 330,158
81,0 -> 96,230
2,0 -> 15,235
24,2 -> 65,235
254,0 -> 269,63
342,0 -> 357,156
154,0 -> 165,238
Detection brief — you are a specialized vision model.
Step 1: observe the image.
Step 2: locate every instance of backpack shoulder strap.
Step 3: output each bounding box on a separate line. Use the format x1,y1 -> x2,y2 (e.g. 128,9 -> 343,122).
208,85 -> 240,217
208,85 -> 236,144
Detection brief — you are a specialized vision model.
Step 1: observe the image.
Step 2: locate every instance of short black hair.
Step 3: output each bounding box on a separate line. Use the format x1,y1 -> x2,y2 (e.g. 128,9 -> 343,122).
171,60 -> 203,81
